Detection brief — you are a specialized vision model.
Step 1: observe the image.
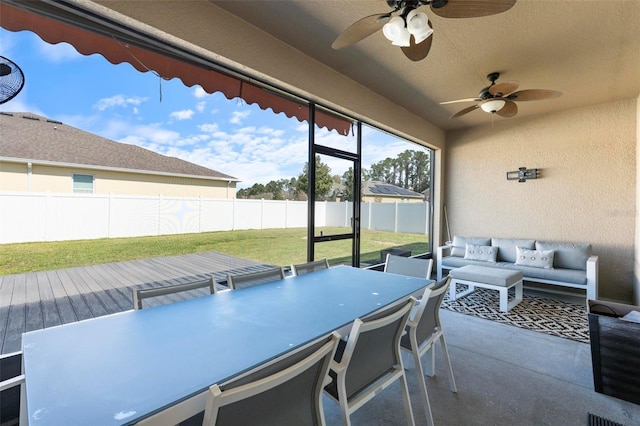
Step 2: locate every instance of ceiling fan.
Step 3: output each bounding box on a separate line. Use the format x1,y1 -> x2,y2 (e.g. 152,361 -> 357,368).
332,0 -> 517,62
441,72 -> 562,119
0,56 -> 25,105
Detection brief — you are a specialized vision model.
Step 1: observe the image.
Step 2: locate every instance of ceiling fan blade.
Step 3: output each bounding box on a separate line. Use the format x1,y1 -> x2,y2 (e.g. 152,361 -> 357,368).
508,89 -> 563,101
451,105 -> 480,118
440,97 -> 482,105
489,81 -> 519,96
401,32 -> 433,62
431,0 -> 516,19
332,13 -> 388,49
496,100 -> 518,117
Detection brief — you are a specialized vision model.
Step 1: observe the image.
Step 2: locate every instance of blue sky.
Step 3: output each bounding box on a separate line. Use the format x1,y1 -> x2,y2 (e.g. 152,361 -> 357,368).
1,27 -> 416,189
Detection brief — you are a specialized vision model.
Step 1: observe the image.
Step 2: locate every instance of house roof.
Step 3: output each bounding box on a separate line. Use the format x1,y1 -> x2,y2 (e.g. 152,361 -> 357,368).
363,181 -> 424,200
0,112 -> 238,182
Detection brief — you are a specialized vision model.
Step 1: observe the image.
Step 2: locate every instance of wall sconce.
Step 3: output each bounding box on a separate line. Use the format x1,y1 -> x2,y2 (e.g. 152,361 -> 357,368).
507,167 -> 539,183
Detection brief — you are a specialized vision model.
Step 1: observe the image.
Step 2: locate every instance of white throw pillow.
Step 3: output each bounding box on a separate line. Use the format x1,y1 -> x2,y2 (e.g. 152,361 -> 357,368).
464,243 -> 497,263
515,247 -> 554,269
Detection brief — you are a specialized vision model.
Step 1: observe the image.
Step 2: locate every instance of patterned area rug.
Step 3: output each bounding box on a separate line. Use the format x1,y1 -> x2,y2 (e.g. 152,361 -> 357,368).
441,287 -> 589,343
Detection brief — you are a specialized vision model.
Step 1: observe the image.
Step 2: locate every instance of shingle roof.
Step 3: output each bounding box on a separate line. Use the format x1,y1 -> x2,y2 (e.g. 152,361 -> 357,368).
0,112 -> 237,181
363,181 -> 424,199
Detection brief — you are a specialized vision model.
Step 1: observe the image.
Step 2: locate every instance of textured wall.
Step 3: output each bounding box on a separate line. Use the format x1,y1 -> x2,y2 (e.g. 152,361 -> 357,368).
636,95 -> 640,305
445,99 -> 637,302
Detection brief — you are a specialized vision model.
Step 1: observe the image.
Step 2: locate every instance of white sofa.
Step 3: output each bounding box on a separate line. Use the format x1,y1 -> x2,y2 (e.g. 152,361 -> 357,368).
436,236 -> 598,300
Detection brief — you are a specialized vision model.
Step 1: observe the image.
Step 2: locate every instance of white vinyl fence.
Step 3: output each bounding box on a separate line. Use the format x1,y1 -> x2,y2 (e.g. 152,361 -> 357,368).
0,192 -> 429,244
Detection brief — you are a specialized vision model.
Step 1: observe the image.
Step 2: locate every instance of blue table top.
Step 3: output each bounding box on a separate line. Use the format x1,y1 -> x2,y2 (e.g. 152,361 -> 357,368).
22,265 -> 430,425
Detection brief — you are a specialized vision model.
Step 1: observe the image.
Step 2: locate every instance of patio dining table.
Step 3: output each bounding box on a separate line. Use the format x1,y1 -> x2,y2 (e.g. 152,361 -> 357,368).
20,265 -> 431,425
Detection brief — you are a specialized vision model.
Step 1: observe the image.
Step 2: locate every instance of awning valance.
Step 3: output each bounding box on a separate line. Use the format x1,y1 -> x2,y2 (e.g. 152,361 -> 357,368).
0,1 -> 352,135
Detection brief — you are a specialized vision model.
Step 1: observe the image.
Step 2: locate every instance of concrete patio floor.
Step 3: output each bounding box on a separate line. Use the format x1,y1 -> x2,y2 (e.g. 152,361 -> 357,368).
322,307 -> 640,426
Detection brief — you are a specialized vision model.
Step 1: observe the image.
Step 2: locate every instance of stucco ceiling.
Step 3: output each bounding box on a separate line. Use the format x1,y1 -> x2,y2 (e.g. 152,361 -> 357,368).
210,0 -> 640,131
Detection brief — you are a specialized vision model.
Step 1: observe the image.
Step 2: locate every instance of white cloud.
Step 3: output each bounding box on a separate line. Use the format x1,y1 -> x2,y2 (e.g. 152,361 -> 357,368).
94,95 -> 146,111
0,93 -> 42,116
230,110 -> 250,125
196,102 -> 206,112
36,41 -> 80,63
189,123 -> 310,187
169,109 -> 194,120
198,123 -> 219,132
194,87 -> 208,98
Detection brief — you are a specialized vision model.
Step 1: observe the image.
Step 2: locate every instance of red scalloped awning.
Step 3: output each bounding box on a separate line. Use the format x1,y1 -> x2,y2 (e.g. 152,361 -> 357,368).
0,2 -> 352,136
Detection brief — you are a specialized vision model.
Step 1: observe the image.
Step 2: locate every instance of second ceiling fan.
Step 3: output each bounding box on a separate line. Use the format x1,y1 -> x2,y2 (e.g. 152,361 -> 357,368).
332,0 -> 517,61
441,72 -> 562,119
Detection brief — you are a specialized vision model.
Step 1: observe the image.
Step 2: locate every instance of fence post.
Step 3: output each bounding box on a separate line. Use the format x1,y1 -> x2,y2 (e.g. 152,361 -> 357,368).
232,197 -> 236,231
285,199 -> 288,229
198,196 -> 202,233
108,192 -> 113,238
394,202 -> 399,233
157,194 -> 162,236
44,191 -> 51,241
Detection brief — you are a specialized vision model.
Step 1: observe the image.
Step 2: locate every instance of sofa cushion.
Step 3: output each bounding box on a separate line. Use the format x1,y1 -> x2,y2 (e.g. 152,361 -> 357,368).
515,247 -> 554,269
451,236 -> 491,257
440,256 -> 588,285
535,241 -> 592,271
464,244 -> 497,262
491,238 -> 536,263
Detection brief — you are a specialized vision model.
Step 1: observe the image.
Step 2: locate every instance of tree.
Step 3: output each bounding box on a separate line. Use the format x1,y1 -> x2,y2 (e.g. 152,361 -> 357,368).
366,149 -> 430,193
296,155 -> 333,200
264,180 -> 284,200
342,167 -> 358,202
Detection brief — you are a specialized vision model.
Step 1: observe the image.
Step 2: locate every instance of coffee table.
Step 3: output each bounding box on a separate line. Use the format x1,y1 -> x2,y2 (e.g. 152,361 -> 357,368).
449,265 -> 523,312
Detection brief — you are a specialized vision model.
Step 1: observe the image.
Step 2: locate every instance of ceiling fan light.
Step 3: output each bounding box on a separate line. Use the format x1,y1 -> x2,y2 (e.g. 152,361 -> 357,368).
382,16 -> 411,47
406,10 -> 433,44
480,99 -> 506,113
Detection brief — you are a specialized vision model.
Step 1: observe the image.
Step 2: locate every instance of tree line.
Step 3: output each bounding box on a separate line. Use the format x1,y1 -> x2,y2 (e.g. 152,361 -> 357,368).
237,149 -> 431,201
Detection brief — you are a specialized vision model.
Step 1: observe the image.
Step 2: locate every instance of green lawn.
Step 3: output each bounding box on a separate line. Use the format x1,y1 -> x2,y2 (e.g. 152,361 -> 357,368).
0,228 -> 429,275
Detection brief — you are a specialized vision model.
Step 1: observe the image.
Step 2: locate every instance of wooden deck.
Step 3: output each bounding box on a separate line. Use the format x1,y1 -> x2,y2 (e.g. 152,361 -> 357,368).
0,251 -> 274,354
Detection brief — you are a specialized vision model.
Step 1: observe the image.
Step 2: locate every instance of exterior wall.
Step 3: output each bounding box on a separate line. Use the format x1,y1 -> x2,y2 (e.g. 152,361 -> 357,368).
445,99 -> 637,303
0,162 -> 236,198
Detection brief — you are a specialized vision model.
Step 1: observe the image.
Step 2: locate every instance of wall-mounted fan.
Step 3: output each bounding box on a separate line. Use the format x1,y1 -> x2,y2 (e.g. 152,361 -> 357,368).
441,72 -> 562,118
332,0 -> 516,62
0,56 -> 25,104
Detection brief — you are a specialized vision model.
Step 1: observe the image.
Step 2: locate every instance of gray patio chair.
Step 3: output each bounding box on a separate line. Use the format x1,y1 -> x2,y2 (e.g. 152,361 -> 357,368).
400,276 -> 457,426
324,297 -> 416,426
291,258 -> 330,276
384,253 -> 433,299
0,351 -> 25,426
226,267 -> 284,290
384,253 -> 433,280
136,332 -> 340,426
132,276 -> 217,310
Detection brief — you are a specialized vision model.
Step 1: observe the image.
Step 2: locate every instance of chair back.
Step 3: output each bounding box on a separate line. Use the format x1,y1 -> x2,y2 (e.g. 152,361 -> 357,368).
227,267 -> 285,290
340,298 -> 414,400
0,351 -> 24,425
410,276 -> 451,345
291,259 -> 330,276
384,254 -> 433,280
132,276 -> 217,310
203,332 -> 340,426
